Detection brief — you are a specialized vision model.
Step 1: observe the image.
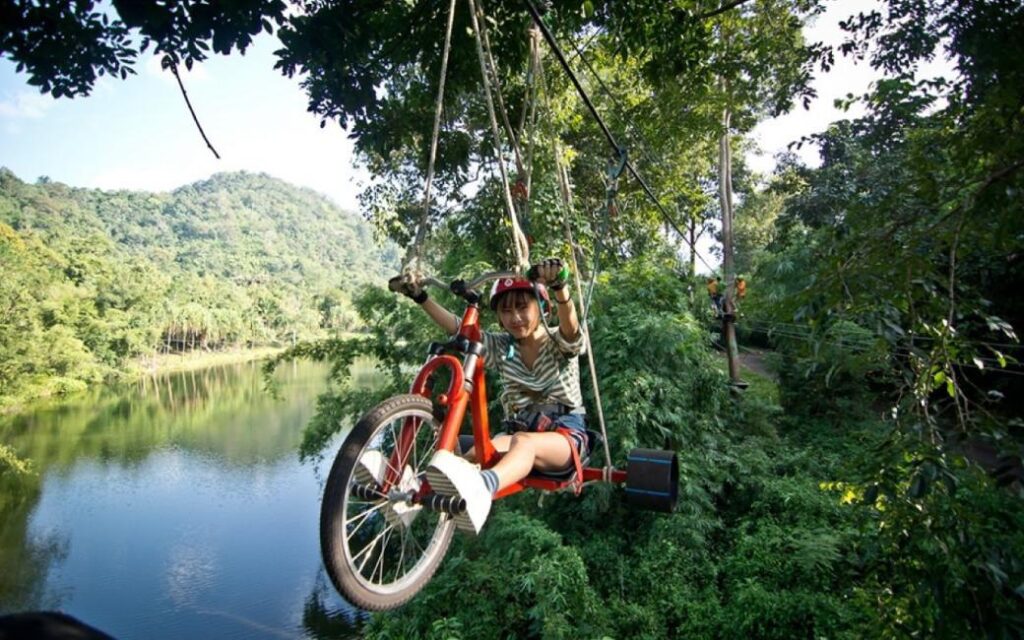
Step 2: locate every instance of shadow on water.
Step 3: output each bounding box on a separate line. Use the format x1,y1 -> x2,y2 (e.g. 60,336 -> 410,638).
0,359 -> 376,638
0,472 -> 68,613
299,569 -> 368,640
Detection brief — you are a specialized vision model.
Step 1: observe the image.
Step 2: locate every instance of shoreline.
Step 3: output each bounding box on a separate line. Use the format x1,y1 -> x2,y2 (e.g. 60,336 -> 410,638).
128,347 -> 285,378
1,347 -> 285,416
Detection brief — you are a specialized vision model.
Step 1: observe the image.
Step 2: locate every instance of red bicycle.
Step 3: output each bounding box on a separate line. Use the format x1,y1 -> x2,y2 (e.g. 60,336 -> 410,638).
319,271 -> 678,611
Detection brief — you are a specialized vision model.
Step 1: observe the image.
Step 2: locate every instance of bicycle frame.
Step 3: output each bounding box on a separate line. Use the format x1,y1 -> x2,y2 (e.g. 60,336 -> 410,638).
381,281 -> 626,504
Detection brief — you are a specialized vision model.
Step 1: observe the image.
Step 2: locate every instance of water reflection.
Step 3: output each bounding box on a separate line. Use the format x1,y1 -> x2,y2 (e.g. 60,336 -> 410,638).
0,360 -> 364,639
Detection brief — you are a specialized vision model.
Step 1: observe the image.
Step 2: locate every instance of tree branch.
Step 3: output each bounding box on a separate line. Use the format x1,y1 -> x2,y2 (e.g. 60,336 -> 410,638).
841,156 -> 1024,271
170,61 -> 221,160
696,0 -> 754,20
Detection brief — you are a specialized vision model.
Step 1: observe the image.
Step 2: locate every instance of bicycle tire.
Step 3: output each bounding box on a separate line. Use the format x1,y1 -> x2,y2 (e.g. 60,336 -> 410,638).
320,394 -> 456,611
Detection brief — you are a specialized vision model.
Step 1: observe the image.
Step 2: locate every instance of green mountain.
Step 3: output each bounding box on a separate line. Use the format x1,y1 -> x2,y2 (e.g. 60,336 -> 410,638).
0,168 -> 397,407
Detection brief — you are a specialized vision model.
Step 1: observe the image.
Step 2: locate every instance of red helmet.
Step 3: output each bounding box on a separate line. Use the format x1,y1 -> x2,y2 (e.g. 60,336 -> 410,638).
489,277 -> 549,312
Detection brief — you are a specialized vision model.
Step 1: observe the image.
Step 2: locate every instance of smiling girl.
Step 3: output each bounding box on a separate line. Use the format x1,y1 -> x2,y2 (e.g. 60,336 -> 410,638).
391,258 -> 587,532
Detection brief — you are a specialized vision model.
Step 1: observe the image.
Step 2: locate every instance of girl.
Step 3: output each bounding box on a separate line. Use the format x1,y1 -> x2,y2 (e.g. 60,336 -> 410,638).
392,258 -> 587,533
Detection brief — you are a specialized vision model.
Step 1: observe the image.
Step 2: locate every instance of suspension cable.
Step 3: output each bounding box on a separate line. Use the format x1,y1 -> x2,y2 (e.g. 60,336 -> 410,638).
468,0 -> 530,271
475,0 -> 526,178
533,45 -> 614,471
403,0 -> 459,270
567,32 -> 661,171
521,26 -> 542,200
555,147 -> 613,472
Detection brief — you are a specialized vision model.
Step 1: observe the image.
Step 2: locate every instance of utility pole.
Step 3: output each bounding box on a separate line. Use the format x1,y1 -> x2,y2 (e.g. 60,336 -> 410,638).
718,108 -> 742,386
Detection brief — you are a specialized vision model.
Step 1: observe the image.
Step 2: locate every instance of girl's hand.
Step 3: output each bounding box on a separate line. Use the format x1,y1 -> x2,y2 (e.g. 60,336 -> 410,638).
533,258 -> 569,290
388,275 -> 428,304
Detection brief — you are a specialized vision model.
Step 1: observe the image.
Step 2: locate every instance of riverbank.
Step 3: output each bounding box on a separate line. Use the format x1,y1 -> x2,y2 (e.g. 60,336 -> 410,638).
1,347 -> 284,416
128,347 -> 285,377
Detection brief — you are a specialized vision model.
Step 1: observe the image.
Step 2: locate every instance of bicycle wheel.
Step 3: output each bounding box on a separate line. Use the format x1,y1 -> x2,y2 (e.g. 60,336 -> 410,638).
320,394 -> 456,611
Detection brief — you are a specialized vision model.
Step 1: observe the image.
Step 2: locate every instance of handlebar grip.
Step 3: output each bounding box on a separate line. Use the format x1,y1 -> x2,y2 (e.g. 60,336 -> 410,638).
387,276 -> 405,293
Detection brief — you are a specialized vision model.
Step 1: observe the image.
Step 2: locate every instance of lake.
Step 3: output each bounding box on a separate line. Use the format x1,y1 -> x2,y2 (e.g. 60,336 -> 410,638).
0,360 -> 363,639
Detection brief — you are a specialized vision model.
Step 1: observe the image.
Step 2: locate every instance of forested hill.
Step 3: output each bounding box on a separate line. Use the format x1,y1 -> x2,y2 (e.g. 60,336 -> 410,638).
0,168 -> 396,408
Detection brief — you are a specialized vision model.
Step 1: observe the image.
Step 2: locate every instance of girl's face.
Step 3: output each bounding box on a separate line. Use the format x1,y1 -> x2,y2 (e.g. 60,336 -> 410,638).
497,291 -> 540,339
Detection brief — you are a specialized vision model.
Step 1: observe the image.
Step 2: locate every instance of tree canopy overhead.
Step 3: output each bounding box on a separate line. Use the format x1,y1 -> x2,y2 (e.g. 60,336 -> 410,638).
0,0 -> 821,246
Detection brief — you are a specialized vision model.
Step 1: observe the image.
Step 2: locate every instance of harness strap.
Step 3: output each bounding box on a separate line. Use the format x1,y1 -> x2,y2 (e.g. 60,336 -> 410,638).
555,426 -> 585,496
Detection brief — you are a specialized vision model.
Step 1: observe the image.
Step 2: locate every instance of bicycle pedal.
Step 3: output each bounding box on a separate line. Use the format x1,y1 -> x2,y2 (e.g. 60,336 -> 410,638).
425,450 -> 491,534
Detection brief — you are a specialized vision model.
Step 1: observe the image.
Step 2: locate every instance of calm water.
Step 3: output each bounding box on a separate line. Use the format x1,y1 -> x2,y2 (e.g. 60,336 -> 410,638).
0,360 -> 363,639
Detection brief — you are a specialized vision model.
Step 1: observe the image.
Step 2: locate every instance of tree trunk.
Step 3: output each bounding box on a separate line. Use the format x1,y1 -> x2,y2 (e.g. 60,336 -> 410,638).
718,107 -> 741,385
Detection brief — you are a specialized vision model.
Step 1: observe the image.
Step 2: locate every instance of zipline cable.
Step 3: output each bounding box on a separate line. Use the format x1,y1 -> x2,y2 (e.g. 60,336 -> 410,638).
567,32 -> 662,170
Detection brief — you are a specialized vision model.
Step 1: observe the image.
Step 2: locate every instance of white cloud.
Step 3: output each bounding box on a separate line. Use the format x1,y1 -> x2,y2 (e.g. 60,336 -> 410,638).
0,90 -> 53,119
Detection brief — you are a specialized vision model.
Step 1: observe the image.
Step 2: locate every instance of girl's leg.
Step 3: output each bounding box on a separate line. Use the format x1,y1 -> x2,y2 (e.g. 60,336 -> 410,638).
462,434 -> 512,462
490,431 -> 573,492
426,431 -> 573,533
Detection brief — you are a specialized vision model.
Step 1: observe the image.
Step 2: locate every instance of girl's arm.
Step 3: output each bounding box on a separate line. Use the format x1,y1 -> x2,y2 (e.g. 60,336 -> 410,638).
532,258 -> 579,342
389,276 -> 461,335
551,284 -> 579,341
420,297 -> 461,335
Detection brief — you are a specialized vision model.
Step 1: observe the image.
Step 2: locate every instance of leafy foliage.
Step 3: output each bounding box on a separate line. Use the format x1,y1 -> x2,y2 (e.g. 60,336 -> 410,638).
0,443 -> 32,477
0,169 -> 394,409
0,0 -> 288,97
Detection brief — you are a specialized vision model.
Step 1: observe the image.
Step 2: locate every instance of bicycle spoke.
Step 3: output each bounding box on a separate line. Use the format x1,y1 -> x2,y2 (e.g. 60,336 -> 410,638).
403,516 -> 428,561
382,419 -> 401,478
346,501 -> 387,538
353,521 -> 398,576
323,399 -> 458,606
397,520 -> 410,578
370,525 -> 394,584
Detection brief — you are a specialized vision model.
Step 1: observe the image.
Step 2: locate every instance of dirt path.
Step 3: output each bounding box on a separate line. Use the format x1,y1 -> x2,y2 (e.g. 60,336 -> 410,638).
721,347 -> 776,381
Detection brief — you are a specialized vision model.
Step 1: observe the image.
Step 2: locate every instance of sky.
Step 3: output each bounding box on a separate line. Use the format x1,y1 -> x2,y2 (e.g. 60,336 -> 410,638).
0,35 -> 365,210
0,1 -> 947,238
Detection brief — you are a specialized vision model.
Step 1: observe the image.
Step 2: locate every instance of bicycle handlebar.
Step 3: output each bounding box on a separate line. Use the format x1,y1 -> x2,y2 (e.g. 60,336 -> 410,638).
392,270 -> 525,292
391,269 -> 542,304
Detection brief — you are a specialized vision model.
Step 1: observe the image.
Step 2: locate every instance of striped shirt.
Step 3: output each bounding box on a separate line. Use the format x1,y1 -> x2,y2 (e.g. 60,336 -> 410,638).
483,327 -> 587,418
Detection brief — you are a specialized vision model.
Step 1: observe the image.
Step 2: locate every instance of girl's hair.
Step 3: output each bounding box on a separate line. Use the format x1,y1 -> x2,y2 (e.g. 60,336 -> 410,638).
496,289 -> 535,313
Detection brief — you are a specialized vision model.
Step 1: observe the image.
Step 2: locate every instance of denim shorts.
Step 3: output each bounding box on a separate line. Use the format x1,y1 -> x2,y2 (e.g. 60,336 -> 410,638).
553,413 -> 589,458
508,409 -> 589,458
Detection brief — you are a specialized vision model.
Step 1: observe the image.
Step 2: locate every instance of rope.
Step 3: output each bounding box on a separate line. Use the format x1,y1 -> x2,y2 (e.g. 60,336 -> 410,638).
522,0 -> 718,274
552,130 -> 614,474
536,47 -> 600,324
403,0 -> 459,271
521,26 -> 542,203
467,0 -> 530,271
474,0 -> 525,178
